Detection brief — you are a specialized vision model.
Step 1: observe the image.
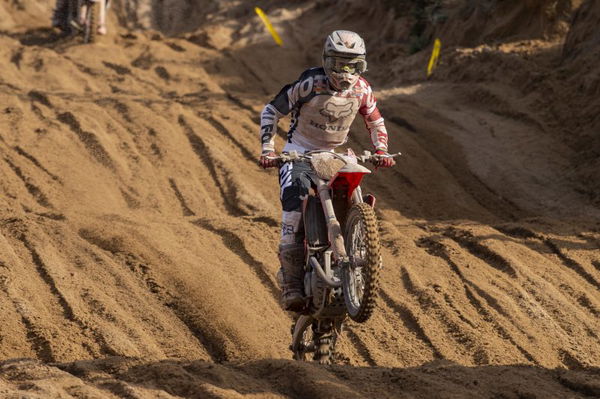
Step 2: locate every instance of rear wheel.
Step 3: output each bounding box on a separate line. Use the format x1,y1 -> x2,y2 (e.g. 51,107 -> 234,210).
313,333 -> 333,365
342,203 -> 381,322
83,1 -> 97,43
291,316 -> 313,361
291,316 -> 334,364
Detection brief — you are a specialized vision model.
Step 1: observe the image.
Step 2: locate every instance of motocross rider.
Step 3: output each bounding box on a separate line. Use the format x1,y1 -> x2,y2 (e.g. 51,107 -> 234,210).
258,30 -> 395,311
52,0 -> 109,35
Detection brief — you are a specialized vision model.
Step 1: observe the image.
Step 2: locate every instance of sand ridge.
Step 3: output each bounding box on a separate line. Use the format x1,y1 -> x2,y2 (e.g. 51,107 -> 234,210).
0,0 -> 599,397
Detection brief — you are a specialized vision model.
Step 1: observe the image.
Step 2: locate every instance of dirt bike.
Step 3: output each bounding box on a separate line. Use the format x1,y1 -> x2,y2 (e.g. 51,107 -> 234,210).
66,0 -> 107,43
269,150 -> 399,364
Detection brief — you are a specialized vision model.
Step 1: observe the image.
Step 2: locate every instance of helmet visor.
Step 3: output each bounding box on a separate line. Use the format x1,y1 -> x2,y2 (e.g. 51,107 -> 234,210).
325,56 -> 367,74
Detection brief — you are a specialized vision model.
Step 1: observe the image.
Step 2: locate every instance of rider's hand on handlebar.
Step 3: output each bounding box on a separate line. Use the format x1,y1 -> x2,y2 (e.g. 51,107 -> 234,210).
259,151 -> 279,169
374,150 -> 396,168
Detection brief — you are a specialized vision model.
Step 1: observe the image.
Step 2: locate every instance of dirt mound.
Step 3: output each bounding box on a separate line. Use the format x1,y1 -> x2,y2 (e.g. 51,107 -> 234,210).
563,0 -> 600,58
560,0 -> 600,202
431,0 -> 581,47
0,0 -> 599,398
2,357 -> 600,398
0,0 -> 51,31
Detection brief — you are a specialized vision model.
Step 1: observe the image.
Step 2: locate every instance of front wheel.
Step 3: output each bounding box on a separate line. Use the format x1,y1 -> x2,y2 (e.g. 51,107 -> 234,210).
342,203 -> 381,323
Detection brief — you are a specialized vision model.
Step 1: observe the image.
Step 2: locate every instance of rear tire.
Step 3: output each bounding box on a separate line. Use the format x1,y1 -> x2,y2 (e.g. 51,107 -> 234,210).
291,316 -> 334,364
313,334 -> 333,365
342,203 -> 381,323
291,316 -> 313,361
83,1 -> 97,43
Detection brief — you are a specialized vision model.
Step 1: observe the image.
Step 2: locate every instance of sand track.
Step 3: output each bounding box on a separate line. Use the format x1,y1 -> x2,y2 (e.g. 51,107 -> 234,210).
0,0 -> 599,397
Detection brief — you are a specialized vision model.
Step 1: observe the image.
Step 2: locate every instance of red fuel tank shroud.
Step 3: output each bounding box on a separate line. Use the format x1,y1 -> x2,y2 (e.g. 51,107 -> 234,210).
328,171 -> 368,198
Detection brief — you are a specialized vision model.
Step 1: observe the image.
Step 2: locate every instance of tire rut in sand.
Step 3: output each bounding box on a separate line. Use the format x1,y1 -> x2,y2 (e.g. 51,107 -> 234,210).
200,113 -> 255,162
416,236 -> 538,364
559,349 -> 586,369
397,265 -> 485,363
13,145 -> 62,183
12,304 -> 55,362
558,283 -> 600,318
2,221 -> 110,358
497,225 -> 600,288
442,228 -> 518,278
378,290 -> 443,359
168,178 -> 195,216
27,90 -> 53,108
10,47 -> 23,69
3,157 -> 53,208
102,62 -> 132,76
415,235 -> 521,326
344,328 -> 377,366
0,263 -> 54,362
225,92 -> 257,115
178,114 -> 245,217
119,187 -> 141,209
78,229 -> 225,362
33,212 -> 66,221
95,98 -> 134,124
56,112 -> 115,170
247,215 -> 278,228
543,238 -> 600,291
495,225 -> 600,319
27,90 -> 60,130
192,218 -> 279,300
118,252 -> 228,362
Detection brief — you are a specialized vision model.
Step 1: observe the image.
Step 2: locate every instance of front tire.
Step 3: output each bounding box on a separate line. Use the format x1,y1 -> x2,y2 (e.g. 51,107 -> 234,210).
342,203 -> 381,323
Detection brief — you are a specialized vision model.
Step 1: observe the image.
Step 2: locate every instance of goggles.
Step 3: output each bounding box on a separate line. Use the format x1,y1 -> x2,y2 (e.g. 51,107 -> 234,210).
325,56 -> 367,75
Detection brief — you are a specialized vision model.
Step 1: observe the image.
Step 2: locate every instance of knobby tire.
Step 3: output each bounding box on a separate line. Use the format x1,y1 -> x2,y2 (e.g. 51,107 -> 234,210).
83,2 -> 97,43
342,202 -> 381,323
291,316 -> 333,364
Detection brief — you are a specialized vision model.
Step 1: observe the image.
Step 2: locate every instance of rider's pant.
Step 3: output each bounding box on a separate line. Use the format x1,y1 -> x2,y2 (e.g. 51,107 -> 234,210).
279,161 -> 315,245
277,161 -> 315,301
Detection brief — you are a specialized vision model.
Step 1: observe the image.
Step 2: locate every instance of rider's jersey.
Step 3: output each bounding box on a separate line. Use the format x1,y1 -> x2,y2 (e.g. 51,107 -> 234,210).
260,67 -> 389,154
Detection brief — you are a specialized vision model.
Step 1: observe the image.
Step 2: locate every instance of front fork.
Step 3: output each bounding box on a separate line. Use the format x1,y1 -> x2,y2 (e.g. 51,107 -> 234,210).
315,177 -> 347,261
308,178 -> 364,287
315,178 -> 364,261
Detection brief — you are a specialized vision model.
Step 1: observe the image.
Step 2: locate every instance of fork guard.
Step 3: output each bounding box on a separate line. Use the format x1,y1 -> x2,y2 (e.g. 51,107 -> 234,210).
303,196 -> 328,247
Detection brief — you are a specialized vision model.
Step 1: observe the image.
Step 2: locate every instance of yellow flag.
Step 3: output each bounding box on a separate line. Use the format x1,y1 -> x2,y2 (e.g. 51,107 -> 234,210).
427,39 -> 442,77
255,7 -> 283,46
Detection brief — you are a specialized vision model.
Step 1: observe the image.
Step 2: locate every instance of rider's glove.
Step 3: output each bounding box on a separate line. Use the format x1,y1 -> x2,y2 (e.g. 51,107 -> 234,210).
374,150 -> 396,168
258,151 -> 279,169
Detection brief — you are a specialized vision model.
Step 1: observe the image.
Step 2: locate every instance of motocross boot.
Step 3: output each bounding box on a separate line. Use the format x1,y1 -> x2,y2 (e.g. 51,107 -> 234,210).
51,0 -> 70,31
278,243 -> 305,311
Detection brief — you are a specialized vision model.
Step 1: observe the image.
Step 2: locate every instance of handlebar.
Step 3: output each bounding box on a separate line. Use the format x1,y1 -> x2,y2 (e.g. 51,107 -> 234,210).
265,150 -> 401,165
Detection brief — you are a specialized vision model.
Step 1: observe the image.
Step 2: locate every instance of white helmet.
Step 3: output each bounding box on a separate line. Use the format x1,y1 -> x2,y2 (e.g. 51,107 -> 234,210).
323,30 -> 367,91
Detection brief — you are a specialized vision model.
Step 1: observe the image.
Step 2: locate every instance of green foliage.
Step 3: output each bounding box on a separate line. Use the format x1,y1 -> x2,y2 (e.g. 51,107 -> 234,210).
382,0 -> 448,54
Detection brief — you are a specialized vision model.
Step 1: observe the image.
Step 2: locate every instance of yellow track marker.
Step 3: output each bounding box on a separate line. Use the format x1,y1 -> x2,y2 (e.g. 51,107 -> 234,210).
255,7 -> 283,46
427,38 -> 442,77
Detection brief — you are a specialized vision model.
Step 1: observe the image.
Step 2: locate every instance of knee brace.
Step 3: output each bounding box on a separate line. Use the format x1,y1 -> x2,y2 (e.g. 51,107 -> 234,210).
280,210 -> 304,245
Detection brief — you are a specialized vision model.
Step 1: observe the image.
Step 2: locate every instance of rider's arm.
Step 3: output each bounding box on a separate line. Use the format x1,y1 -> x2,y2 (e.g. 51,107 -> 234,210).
358,80 -> 389,153
259,103 -> 283,154
260,69 -> 317,154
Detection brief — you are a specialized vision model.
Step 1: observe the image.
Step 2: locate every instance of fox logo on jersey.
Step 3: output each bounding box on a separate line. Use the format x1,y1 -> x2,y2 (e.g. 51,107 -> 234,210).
320,102 -> 354,123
